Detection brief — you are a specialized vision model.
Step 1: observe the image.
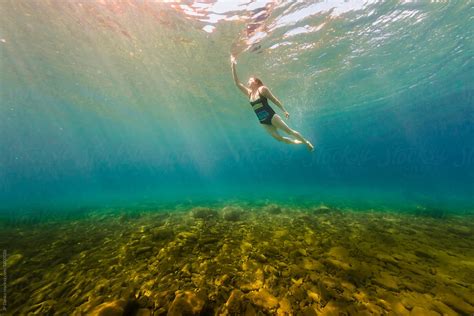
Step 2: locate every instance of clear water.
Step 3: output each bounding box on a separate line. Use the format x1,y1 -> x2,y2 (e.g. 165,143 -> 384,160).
1,0 -> 473,212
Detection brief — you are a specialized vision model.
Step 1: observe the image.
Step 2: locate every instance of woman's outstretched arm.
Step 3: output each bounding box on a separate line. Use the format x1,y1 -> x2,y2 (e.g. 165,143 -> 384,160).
260,86 -> 289,119
231,55 -> 250,96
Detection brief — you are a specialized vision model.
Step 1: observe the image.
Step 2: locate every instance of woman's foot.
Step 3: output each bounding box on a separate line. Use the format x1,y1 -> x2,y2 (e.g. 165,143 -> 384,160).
305,141 -> 314,152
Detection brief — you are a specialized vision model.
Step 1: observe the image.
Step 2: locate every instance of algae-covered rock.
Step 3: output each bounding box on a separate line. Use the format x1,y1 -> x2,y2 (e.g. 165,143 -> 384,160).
391,301 -> 410,315
244,302 -> 257,316
7,253 -> 23,268
373,271 -> 399,291
191,207 -> 217,220
222,289 -> 245,315
301,257 -> 324,271
312,205 -> 333,214
277,297 -> 292,316
151,227 -> 174,241
447,225 -> 472,236
328,246 -> 349,260
136,308 -> 151,316
28,299 -> 57,314
431,300 -> 458,316
300,305 -> 318,316
410,306 -> 440,316
222,206 -> 245,221
438,292 -> 474,315
414,250 -> 436,260
246,288 -> 279,312
168,290 -> 207,316
273,229 -> 289,239
134,246 -> 152,255
263,204 -> 282,214
414,206 -> 447,218
240,241 -> 253,253
240,268 -> 264,291
153,291 -> 175,310
90,299 -> 127,316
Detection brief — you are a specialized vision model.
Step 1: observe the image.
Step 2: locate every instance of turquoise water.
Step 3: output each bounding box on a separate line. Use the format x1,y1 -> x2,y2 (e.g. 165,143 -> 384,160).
1,1 -> 473,213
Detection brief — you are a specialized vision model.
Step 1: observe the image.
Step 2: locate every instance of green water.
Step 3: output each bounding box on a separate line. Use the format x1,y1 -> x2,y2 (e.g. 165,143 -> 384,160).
1,1 -> 472,213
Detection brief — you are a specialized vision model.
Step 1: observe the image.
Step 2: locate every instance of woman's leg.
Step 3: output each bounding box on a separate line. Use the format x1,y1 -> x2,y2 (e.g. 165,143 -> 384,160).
271,115 -> 314,151
262,124 -> 302,144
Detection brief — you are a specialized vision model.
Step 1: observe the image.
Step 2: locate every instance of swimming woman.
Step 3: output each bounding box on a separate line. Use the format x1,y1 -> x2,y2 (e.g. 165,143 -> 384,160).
231,55 -> 314,152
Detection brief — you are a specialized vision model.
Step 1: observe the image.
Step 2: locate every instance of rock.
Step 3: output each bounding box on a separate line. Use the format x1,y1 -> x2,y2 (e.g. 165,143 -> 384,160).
301,258 -> 323,271
191,207 -> 217,220
291,278 -> 304,286
340,280 -> 355,292
414,250 -> 435,260
223,289 -> 245,315
307,290 -> 320,303
301,306 -> 318,316
289,249 -> 305,259
273,229 -> 288,239
320,299 -> 348,315
176,231 -> 198,242
7,253 -> 23,268
304,232 -> 316,245
347,261 -> 373,286
328,246 -> 349,260
137,295 -> 150,308
222,206 -> 245,221
324,258 -> 351,271
90,299 -> 127,316
151,227 -> 174,241
298,248 -> 307,256
240,268 -> 264,291
438,292 -> 474,315
410,306 -> 440,316
312,205 -> 334,214
263,204 -> 282,214
373,272 -> 399,291
391,301 -> 410,315
10,275 -> 29,287
28,300 -> 57,315
167,290 -> 207,316
317,280 -> 336,304
244,302 -> 257,316
447,225 -> 471,236
376,253 -> 400,266
287,264 -> 306,279
214,274 -> 229,286
180,263 -> 192,277
401,295 -> 417,310
240,241 -> 253,253
277,297 -> 292,316
431,300 -> 458,316
154,291 -> 174,310
252,252 -> 268,263
135,246 -> 152,255
246,289 -> 279,312
401,279 -> 426,293
136,309 -> 151,316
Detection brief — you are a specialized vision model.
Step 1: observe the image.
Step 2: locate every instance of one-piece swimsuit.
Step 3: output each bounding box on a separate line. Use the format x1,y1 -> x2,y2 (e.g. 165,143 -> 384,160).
249,90 -> 276,125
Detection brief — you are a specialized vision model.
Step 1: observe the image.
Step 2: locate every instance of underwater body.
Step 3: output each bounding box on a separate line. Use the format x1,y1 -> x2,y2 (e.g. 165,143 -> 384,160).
0,0 -> 473,315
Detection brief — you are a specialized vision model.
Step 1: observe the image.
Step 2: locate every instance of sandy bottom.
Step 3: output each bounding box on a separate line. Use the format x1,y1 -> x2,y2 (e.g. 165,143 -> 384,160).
1,204 -> 473,315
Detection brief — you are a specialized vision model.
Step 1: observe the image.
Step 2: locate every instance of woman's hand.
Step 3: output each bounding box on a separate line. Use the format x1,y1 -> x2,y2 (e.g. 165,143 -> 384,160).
230,55 -> 236,65
284,111 -> 290,119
